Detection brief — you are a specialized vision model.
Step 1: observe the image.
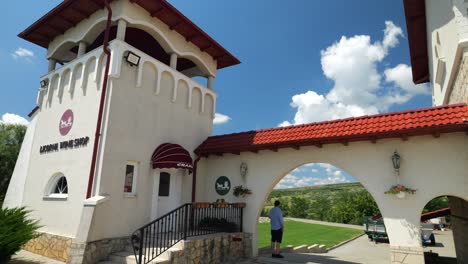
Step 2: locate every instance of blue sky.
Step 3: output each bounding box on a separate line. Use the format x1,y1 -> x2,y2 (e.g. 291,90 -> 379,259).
0,1 -> 431,188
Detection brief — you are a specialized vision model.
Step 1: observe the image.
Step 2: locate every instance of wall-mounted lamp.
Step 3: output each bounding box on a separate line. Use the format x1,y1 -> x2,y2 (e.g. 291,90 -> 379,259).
40,79 -> 49,88
392,150 -> 401,175
124,51 -> 141,67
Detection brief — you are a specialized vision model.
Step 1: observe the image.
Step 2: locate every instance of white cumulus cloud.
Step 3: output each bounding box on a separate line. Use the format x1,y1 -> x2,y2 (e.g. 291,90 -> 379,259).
213,113 -> 231,125
280,21 -> 429,125
12,47 -> 35,61
1,113 -> 29,126
275,163 -> 350,189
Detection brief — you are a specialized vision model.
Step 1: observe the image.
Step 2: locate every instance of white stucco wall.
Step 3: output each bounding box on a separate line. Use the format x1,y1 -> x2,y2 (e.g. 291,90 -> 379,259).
86,40 -> 215,241
6,0 -> 223,241
196,133 -> 468,255
2,115 -> 38,209
14,48 -> 105,238
426,0 -> 468,105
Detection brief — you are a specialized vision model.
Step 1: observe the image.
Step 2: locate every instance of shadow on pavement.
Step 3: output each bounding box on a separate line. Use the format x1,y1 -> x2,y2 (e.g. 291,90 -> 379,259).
257,253 -> 361,264
423,242 -> 444,248
8,260 -> 46,264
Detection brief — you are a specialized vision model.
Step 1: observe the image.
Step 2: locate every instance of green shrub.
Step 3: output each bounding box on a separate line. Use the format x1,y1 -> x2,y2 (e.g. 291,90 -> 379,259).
0,207 -> 41,262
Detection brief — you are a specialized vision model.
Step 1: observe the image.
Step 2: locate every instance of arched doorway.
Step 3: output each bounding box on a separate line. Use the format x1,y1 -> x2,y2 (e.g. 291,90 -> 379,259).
421,195 -> 468,264
256,162 -> 389,263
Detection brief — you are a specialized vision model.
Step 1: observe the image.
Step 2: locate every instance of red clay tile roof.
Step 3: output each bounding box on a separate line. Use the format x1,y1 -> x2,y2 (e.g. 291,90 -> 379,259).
195,104 -> 468,156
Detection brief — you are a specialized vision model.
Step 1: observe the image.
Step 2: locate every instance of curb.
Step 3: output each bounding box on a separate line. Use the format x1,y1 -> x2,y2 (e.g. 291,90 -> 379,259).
327,233 -> 365,251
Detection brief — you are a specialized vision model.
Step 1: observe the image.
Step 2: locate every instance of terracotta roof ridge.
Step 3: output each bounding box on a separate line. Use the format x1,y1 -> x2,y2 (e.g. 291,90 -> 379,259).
207,104 -> 468,139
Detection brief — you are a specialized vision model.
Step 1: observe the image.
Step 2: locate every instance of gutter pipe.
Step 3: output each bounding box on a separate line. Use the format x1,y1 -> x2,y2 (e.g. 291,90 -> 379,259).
86,0 -> 112,199
191,156 -> 201,202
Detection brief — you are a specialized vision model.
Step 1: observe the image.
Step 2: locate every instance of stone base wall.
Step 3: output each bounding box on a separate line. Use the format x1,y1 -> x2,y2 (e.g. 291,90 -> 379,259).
69,237 -> 129,264
22,232 -> 73,262
448,55 -> 468,104
172,233 -> 253,264
449,197 -> 468,264
390,246 -> 424,264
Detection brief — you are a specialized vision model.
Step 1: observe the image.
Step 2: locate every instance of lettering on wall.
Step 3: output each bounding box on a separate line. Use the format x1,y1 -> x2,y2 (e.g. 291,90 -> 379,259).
40,137 -> 90,154
39,109 -> 90,154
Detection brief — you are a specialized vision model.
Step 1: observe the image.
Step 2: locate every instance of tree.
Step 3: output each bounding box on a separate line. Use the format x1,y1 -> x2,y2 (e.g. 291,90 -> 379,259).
308,194 -> 331,221
423,196 -> 449,213
0,124 -> 27,201
289,197 -> 309,218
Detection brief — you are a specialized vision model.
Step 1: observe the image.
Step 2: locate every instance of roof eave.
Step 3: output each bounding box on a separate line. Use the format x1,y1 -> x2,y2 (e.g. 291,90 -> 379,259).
403,0 -> 430,84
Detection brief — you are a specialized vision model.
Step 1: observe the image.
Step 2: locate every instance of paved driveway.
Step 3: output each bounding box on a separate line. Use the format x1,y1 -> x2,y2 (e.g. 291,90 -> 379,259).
241,230 -> 456,264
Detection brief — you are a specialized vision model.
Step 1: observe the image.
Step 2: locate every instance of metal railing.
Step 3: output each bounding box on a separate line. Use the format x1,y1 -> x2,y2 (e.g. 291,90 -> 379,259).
131,203 -> 244,264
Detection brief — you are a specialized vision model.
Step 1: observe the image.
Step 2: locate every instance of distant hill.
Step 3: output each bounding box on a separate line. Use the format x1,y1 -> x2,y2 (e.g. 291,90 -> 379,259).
273,182 -> 363,193
269,182 -> 366,202
263,182 -> 448,225
262,182 -> 379,225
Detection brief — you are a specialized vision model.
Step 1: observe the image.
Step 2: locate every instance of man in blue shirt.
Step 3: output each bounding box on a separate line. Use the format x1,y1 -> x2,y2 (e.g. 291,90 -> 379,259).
268,200 -> 284,258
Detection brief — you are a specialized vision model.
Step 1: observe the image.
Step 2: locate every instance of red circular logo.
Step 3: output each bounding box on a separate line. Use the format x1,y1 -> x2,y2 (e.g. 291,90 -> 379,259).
59,110 -> 74,136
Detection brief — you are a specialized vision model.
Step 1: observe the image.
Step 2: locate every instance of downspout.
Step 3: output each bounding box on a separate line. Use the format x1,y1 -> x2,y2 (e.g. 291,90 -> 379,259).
86,0 -> 112,199
191,156 -> 201,202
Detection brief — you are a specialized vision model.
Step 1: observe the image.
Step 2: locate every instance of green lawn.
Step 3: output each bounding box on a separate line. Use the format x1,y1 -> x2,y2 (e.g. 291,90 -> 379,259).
258,219 -> 362,249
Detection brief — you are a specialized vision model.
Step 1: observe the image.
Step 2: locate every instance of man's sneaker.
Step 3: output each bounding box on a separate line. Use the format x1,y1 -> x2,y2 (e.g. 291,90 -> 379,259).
276,254 -> 284,258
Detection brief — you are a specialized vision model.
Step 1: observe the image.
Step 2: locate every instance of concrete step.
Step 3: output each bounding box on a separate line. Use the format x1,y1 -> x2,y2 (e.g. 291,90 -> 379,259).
292,245 -> 308,253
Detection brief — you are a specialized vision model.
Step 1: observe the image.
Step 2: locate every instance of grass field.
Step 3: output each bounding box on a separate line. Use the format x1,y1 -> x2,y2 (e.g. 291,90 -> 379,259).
257,219 -> 362,249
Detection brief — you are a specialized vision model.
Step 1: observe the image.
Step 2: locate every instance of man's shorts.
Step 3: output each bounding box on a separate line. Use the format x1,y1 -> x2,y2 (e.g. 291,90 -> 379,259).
271,228 -> 283,243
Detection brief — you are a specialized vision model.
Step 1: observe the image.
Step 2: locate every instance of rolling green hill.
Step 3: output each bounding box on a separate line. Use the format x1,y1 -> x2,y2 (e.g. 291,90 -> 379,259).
262,182 -> 379,225
262,182 -> 449,225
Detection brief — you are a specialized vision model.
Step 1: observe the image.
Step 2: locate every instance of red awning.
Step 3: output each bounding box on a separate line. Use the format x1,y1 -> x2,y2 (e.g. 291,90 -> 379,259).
421,208 -> 451,222
151,143 -> 193,171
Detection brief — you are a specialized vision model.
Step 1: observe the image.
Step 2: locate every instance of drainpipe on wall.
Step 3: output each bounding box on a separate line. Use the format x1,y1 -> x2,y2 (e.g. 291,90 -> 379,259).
86,0 -> 112,199
191,156 -> 201,202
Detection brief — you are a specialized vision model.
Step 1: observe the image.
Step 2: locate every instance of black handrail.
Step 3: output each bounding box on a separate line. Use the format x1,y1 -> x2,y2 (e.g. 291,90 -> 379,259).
131,203 -> 244,264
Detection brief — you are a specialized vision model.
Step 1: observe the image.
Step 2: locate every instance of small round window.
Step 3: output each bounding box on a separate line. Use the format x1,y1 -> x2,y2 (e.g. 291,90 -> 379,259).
46,175 -> 68,199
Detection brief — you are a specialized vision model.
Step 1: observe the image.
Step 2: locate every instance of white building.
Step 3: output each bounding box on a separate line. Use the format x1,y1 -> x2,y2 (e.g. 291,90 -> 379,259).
404,0 -> 468,105
3,1 -> 468,264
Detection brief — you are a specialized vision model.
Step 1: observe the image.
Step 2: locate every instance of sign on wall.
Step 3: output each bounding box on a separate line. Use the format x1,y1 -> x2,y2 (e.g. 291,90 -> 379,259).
215,176 -> 231,196
59,109 -> 74,136
39,109 -> 90,154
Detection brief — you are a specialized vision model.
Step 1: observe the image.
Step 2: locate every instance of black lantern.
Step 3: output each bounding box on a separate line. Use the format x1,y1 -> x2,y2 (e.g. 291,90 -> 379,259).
392,150 -> 401,174
124,51 -> 141,67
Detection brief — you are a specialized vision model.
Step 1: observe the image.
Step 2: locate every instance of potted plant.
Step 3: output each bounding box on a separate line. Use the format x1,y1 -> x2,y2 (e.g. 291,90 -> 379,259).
233,185 -> 252,198
385,184 -> 416,198
214,199 -> 229,208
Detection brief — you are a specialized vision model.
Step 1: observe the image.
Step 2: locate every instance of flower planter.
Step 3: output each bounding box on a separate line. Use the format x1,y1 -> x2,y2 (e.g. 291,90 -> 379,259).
233,202 -> 246,208
214,203 -> 229,208
396,192 -> 406,199
193,202 -> 210,209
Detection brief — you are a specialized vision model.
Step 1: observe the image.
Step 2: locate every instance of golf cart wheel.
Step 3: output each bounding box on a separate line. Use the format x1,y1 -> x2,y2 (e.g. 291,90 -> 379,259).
430,234 -> 436,245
